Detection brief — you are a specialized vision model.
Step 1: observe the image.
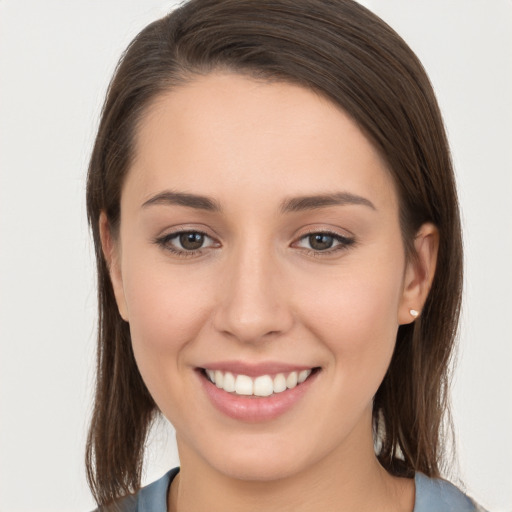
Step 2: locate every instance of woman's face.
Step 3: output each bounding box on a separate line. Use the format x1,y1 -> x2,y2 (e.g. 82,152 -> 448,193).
106,73 -> 424,481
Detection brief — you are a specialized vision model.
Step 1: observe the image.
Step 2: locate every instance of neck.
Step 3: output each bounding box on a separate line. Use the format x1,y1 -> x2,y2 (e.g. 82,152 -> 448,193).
169,415 -> 414,512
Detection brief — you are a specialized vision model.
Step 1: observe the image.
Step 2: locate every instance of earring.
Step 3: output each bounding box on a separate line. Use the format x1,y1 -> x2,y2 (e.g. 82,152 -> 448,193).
409,309 -> 419,318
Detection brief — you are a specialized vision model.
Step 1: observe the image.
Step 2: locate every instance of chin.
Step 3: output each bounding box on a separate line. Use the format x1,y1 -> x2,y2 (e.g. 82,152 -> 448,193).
196,432 -> 318,482
216,454 -> 303,482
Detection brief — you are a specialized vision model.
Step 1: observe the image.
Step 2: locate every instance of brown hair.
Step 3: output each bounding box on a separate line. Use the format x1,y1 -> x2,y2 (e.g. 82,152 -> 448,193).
86,0 -> 462,506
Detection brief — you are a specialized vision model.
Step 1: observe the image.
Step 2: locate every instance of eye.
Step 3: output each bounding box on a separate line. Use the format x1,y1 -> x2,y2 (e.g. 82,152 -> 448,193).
177,232 -> 207,251
155,230 -> 218,256
294,231 -> 355,254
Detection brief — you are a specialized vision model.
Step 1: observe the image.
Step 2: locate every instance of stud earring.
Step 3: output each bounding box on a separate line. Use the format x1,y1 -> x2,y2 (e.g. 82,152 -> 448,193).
409,309 -> 419,318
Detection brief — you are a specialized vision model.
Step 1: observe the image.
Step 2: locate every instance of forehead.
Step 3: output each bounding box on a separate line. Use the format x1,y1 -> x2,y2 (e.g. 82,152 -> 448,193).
126,72 -> 398,214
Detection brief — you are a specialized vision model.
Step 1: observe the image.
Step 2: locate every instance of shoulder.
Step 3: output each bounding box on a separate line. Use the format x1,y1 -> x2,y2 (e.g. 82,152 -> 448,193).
93,468 -> 489,512
414,472 -> 488,512
92,468 -> 179,512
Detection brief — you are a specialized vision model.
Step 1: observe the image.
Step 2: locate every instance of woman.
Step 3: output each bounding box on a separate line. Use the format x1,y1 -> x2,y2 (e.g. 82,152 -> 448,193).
85,0 -> 486,510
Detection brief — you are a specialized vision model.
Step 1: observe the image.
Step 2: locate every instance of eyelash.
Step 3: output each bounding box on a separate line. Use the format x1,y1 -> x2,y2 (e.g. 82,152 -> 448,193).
294,230 -> 355,257
153,229 -> 355,258
153,229 -> 217,258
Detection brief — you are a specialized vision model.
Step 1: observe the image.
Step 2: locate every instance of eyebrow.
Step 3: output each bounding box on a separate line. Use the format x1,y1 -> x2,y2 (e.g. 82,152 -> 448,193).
280,192 -> 376,213
142,191 -> 222,212
141,190 -> 375,213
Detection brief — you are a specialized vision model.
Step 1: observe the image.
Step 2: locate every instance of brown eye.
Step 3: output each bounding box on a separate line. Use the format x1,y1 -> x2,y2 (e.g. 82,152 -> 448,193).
308,233 -> 335,251
294,231 -> 355,254
155,230 -> 217,255
179,232 -> 205,250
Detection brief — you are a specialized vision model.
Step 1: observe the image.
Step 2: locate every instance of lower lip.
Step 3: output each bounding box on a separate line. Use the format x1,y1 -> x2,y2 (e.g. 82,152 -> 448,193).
198,370 -> 319,423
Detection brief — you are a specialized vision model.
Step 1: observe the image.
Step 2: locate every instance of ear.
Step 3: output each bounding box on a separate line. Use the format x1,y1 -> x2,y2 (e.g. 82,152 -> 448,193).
99,212 -> 129,321
398,223 -> 439,325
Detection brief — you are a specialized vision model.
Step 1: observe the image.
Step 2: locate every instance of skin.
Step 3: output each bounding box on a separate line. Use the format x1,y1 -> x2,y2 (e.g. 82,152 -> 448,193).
101,73 -> 438,512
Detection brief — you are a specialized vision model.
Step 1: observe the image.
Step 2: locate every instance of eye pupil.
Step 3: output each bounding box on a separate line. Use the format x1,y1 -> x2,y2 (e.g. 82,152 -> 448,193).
180,232 -> 204,250
309,234 -> 334,250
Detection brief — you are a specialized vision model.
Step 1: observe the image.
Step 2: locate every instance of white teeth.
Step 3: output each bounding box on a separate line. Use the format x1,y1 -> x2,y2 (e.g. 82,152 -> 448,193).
223,372 -> 236,392
273,373 -> 287,393
286,371 -> 298,389
254,375 -> 274,396
235,374 -> 253,395
206,368 -> 314,396
298,369 -> 311,383
214,370 -> 224,388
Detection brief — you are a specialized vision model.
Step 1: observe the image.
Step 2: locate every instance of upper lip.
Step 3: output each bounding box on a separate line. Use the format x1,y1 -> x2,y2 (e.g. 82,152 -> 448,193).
198,360 -> 317,377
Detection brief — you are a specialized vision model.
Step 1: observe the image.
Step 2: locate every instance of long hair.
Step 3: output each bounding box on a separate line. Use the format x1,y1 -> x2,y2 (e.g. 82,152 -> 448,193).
86,0 -> 463,505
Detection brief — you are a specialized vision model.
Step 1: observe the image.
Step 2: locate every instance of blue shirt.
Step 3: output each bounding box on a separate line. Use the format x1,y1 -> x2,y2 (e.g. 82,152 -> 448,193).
105,467 -> 487,511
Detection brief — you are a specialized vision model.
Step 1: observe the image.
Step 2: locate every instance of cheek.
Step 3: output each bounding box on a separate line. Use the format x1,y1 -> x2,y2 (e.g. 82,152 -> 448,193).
299,253 -> 404,376
120,253 -> 214,391
126,276 -> 203,347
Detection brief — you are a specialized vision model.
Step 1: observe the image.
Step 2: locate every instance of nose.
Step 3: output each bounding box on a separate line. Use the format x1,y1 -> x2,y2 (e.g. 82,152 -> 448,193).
213,243 -> 294,344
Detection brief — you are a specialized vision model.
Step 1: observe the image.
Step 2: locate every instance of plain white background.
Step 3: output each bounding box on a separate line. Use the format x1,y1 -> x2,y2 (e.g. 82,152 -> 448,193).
0,1 -> 510,510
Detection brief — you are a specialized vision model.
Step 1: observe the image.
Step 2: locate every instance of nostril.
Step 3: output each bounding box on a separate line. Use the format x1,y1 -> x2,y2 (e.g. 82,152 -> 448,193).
212,304 -> 295,344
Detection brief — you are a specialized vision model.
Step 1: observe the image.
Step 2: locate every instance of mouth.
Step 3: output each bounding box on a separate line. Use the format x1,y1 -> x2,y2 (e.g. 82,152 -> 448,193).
196,362 -> 321,421
201,367 -> 319,397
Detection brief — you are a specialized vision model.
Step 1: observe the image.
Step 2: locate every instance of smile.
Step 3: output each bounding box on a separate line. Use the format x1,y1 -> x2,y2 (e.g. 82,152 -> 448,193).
198,364 -> 320,422
204,369 -> 313,397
